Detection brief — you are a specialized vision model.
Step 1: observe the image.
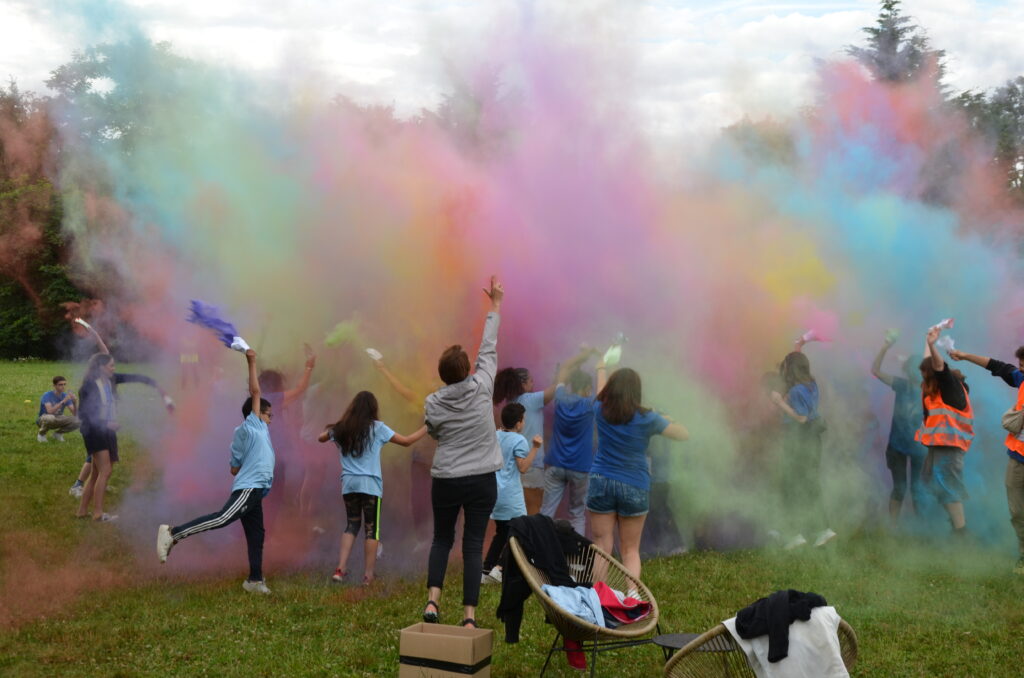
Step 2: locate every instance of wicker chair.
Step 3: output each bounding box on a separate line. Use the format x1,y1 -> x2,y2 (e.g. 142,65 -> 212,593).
662,619 -> 858,677
508,536 -> 661,677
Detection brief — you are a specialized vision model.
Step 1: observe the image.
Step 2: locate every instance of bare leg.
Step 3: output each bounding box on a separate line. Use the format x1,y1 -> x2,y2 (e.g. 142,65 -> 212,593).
364,538 -> 379,581
76,461 -> 99,517
945,502 -> 966,530
616,514 -> 648,579
523,487 -> 543,516
90,450 -> 113,519
77,462 -> 92,484
889,498 -> 902,523
589,511 -> 616,581
337,532 -> 356,572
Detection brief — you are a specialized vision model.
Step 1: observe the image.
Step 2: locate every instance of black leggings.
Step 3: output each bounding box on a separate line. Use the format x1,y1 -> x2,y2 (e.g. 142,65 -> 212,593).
482,519 -> 510,572
170,488 -> 265,581
427,472 -> 497,606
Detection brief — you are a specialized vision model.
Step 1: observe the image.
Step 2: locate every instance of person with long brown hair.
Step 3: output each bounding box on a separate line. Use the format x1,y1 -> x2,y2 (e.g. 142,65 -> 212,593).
318,390 -> 426,585
770,350 -> 835,549
915,326 -> 973,535
586,366 -> 688,579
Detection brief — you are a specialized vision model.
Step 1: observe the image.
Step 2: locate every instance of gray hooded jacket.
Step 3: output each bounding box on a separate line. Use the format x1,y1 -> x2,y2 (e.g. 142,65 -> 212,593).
425,312 -> 503,478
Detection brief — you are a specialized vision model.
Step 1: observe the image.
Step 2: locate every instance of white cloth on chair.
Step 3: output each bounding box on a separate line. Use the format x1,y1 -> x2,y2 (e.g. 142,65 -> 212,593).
722,606 -> 848,678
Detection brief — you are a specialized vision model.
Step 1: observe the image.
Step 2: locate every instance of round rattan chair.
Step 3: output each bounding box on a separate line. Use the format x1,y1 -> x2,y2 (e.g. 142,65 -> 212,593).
662,619 -> 858,677
508,536 -> 661,677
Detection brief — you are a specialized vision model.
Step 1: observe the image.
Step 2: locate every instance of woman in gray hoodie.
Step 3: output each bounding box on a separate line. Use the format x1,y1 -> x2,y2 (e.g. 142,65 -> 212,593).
422,276 -> 504,629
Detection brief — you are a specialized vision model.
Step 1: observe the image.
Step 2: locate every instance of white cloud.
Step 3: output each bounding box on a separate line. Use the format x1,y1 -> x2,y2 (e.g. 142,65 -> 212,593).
0,0 -> 1021,146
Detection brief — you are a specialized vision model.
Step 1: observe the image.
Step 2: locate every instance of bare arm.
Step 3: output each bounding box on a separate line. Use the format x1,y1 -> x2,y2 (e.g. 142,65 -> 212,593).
66,394 -> 77,416
661,422 -> 690,441
516,435 -> 542,473
317,427 -> 332,444
78,321 -> 110,355
871,338 -> 896,387
771,391 -> 808,424
390,425 -> 428,447
595,363 -> 608,393
281,344 -> 315,408
246,349 -> 260,402
926,327 -> 944,372
374,360 -> 421,404
475,276 -> 504,384
548,346 -> 597,402
947,350 -> 991,369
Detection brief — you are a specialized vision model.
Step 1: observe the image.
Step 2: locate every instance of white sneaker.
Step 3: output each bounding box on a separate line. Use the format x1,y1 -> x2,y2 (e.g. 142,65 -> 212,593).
487,566 -> 503,584
54,433 -> 65,442
814,528 -> 838,547
156,524 -> 175,563
95,513 -> 118,523
69,484 -> 83,498
783,534 -> 808,550
37,433 -> 48,443
242,579 -> 271,594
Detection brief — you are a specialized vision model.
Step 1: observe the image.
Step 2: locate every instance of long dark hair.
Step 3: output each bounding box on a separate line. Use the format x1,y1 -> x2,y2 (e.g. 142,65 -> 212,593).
493,367 -> 529,404
330,391 -> 379,457
80,353 -> 114,395
919,358 -> 967,398
780,352 -> 814,392
597,368 -> 649,425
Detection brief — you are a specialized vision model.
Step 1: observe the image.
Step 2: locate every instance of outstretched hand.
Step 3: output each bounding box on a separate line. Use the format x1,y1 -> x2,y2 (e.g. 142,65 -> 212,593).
304,342 -> 317,370
245,348 -> 257,359
532,435 -> 543,448
483,275 -> 504,308
948,349 -> 965,361
926,326 -> 941,346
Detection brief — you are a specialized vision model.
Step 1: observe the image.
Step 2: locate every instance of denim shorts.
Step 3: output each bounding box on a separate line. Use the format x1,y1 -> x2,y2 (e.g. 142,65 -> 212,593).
521,466 -> 545,489
585,473 -> 649,517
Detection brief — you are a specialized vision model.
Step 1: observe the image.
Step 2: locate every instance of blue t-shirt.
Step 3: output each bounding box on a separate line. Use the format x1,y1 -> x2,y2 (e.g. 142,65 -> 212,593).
590,401 -> 670,491
230,412 -> 276,493
329,421 -> 395,497
888,377 -> 926,456
38,390 -> 69,419
492,430 -> 529,520
546,385 -> 595,472
515,391 -> 546,469
785,382 -> 819,422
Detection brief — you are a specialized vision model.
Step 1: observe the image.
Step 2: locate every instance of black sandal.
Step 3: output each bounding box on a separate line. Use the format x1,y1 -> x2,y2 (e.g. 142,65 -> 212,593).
423,600 -> 440,624
460,618 -> 477,628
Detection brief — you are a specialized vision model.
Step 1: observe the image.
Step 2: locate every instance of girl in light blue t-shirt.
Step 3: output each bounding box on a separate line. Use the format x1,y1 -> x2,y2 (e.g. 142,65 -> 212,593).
319,391 -> 426,585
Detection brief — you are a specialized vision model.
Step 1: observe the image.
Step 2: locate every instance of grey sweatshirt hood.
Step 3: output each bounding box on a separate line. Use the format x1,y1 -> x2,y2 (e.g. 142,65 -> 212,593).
425,312 -> 503,478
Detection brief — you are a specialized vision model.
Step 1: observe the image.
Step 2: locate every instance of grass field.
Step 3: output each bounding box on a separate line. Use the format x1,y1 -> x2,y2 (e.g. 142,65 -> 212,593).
2,361 -> 1023,677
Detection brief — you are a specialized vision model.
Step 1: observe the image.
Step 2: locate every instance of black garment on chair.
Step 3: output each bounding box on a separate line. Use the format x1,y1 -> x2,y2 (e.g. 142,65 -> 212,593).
496,514 -> 591,643
734,589 -> 827,663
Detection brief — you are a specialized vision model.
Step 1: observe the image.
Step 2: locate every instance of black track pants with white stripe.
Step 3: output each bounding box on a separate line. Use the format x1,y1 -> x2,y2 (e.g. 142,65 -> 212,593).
170,487 -> 265,581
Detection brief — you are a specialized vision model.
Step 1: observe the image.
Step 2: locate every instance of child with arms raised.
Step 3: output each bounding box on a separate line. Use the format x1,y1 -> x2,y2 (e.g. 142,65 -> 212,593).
319,391 -> 427,584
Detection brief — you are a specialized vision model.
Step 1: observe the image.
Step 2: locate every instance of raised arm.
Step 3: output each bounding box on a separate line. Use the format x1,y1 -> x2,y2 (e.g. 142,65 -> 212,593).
281,344 -> 315,408
947,350 -> 991,369
475,276 -> 504,384
390,425 -> 429,447
78,321 -> 110,355
247,349 -> 261,403
548,346 -> 598,402
595,362 -> 608,393
871,336 -> 897,387
114,373 -> 174,412
926,326 -> 944,372
374,359 -> 421,405
661,422 -> 690,441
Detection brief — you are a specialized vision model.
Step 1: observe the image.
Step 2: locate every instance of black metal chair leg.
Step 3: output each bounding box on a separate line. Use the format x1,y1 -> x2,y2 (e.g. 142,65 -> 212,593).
539,632 -> 561,677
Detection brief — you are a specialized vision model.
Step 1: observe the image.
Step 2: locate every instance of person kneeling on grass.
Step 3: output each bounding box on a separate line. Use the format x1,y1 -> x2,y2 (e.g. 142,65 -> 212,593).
318,390 -> 427,585
157,349 -> 275,594
482,402 -> 541,584
37,375 -> 80,443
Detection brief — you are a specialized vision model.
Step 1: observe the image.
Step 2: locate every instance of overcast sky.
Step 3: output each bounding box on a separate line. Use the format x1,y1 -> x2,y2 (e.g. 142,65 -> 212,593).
2,1 -> 1022,143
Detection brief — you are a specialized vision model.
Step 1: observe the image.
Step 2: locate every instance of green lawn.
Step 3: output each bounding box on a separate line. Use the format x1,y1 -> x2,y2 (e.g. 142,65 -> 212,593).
1,361 -> 1023,677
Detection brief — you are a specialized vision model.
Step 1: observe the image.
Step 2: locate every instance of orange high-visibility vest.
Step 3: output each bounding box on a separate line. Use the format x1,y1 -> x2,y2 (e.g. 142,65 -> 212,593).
1005,383 -> 1024,456
914,390 -> 974,451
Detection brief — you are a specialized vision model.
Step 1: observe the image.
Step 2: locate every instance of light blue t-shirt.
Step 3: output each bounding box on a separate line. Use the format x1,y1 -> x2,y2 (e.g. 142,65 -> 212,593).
230,412 -> 276,494
515,390 -> 546,469
590,402 -> 670,491
492,430 -> 530,520
329,420 -> 396,497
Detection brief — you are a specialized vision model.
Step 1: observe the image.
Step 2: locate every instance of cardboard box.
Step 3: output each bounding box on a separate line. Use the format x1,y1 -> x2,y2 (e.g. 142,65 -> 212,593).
399,622 -> 493,678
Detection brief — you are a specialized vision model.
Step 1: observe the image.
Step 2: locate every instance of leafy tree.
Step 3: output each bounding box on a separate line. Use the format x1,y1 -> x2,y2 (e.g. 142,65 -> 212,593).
847,1 -> 945,85
956,78 -> 1024,202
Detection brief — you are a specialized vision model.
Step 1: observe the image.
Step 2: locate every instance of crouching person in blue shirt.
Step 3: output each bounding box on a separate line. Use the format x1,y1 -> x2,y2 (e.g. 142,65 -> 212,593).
156,348 -> 275,594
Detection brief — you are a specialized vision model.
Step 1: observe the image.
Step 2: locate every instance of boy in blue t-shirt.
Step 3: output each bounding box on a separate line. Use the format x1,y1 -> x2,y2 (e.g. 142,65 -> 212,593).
481,402 -> 540,583
156,349 -> 276,594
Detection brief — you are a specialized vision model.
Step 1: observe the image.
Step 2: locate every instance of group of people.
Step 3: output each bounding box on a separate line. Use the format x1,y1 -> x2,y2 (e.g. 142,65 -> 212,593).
38,280 -> 1024,616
